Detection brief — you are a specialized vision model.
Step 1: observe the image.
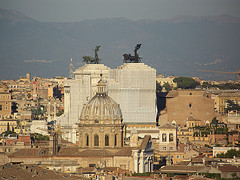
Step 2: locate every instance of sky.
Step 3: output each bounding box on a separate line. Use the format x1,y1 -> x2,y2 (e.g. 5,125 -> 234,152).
1,0 -> 240,22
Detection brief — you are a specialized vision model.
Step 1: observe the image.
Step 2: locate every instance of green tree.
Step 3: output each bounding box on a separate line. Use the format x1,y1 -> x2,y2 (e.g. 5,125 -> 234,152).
163,82 -> 172,92
173,77 -> 200,89
1,130 -> 16,137
217,149 -> 240,158
156,81 -> 162,93
27,93 -> 32,99
201,82 -> 212,89
32,133 -> 49,141
31,105 -> 46,119
225,100 -> 240,113
56,110 -> 64,117
231,172 -> 237,179
11,102 -> 18,114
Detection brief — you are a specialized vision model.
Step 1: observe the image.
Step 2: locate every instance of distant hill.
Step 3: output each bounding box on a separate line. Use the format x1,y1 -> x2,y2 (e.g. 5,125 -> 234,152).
0,9 -> 240,80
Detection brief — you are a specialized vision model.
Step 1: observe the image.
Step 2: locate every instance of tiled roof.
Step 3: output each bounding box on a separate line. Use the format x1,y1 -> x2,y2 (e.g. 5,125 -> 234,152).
114,147 -> 135,156
8,148 -> 50,158
198,146 -> 213,153
78,149 -> 114,157
219,93 -> 240,97
166,90 -> 178,98
81,167 -> 98,172
0,163 -> 85,179
218,165 -> 240,172
58,147 -> 80,156
160,165 -> 206,173
58,148 -> 114,157
139,135 -> 151,150
176,160 -> 191,166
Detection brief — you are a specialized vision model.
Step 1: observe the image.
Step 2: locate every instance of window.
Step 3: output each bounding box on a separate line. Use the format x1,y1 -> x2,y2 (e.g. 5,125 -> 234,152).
189,103 -> 192,108
176,155 -> 180,158
162,133 -> 167,142
163,147 -> 166,150
94,134 -> 99,146
169,133 -> 174,142
0,105 -> 2,111
86,134 -> 89,146
105,135 -> 109,146
170,147 -> 173,150
94,120 -> 99,124
114,134 -> 117,146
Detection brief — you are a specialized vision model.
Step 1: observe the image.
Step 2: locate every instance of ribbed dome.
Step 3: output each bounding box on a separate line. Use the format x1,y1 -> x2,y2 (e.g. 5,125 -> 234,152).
80,77 -> 122,121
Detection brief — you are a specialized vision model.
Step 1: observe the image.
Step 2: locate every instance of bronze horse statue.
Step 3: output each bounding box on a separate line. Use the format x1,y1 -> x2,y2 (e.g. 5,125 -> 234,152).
123,44 -> 142,63
83,46 -> 101,64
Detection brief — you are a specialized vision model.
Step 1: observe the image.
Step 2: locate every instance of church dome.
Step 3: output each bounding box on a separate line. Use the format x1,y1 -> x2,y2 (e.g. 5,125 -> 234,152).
79,77 -> 122,122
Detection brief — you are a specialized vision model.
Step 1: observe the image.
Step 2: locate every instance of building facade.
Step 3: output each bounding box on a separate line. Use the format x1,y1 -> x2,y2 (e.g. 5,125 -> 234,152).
78,77 -> 124,149
59,62 -> 157,143
160,89 -> 219,127
0,91 -> 11,120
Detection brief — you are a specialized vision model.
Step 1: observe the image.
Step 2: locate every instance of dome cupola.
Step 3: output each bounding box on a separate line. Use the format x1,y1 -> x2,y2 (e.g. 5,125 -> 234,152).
79,74 -> 122,123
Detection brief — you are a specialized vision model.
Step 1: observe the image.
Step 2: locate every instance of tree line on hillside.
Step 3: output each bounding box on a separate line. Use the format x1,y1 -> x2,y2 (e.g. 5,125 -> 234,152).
157,77 -> 240,92
157,77 -> 200,92
202,82 -> 240,90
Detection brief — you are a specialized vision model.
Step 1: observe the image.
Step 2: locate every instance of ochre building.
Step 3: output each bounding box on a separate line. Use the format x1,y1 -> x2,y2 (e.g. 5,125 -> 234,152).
159,89 -> 220,127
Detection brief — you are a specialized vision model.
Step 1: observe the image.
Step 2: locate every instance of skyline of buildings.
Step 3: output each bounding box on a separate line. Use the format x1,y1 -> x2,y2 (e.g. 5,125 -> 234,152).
0,60 -> 240,179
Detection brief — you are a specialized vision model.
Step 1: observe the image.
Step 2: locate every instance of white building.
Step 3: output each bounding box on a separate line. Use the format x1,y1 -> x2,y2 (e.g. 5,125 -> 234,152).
58,62 -> 157,143
30,120 -> 48,135
108,63 -> 156,124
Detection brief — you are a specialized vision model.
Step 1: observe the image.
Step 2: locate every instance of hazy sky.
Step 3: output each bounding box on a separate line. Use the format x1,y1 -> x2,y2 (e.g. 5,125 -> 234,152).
1,0 -> 240,22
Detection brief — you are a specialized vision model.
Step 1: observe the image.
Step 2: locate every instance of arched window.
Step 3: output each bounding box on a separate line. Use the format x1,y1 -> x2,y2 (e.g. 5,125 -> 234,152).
162,133 -> 167,142
114,134 -> 117,147
94,134 -> 99,146
86,134 -> 89,146
105,135 -> 109,146
169,133 -> 173,142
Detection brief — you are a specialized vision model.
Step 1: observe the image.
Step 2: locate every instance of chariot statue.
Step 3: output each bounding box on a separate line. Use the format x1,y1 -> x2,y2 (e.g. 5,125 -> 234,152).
82,45 -> 101,64
123,44 -> 142,63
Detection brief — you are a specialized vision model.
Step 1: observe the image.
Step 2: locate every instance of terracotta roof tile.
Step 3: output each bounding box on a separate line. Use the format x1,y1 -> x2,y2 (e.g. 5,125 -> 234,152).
218,165 -> 240,172
160,165 -> 206,173
78,149 -> 113,157
58,147 -> 80,156
0,163 -> 85,179
176,160 -> 191,166
8,148 -> 50,158
139,135 -> 151,150
81,167 -> 98,172
114,147 -> 135,156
